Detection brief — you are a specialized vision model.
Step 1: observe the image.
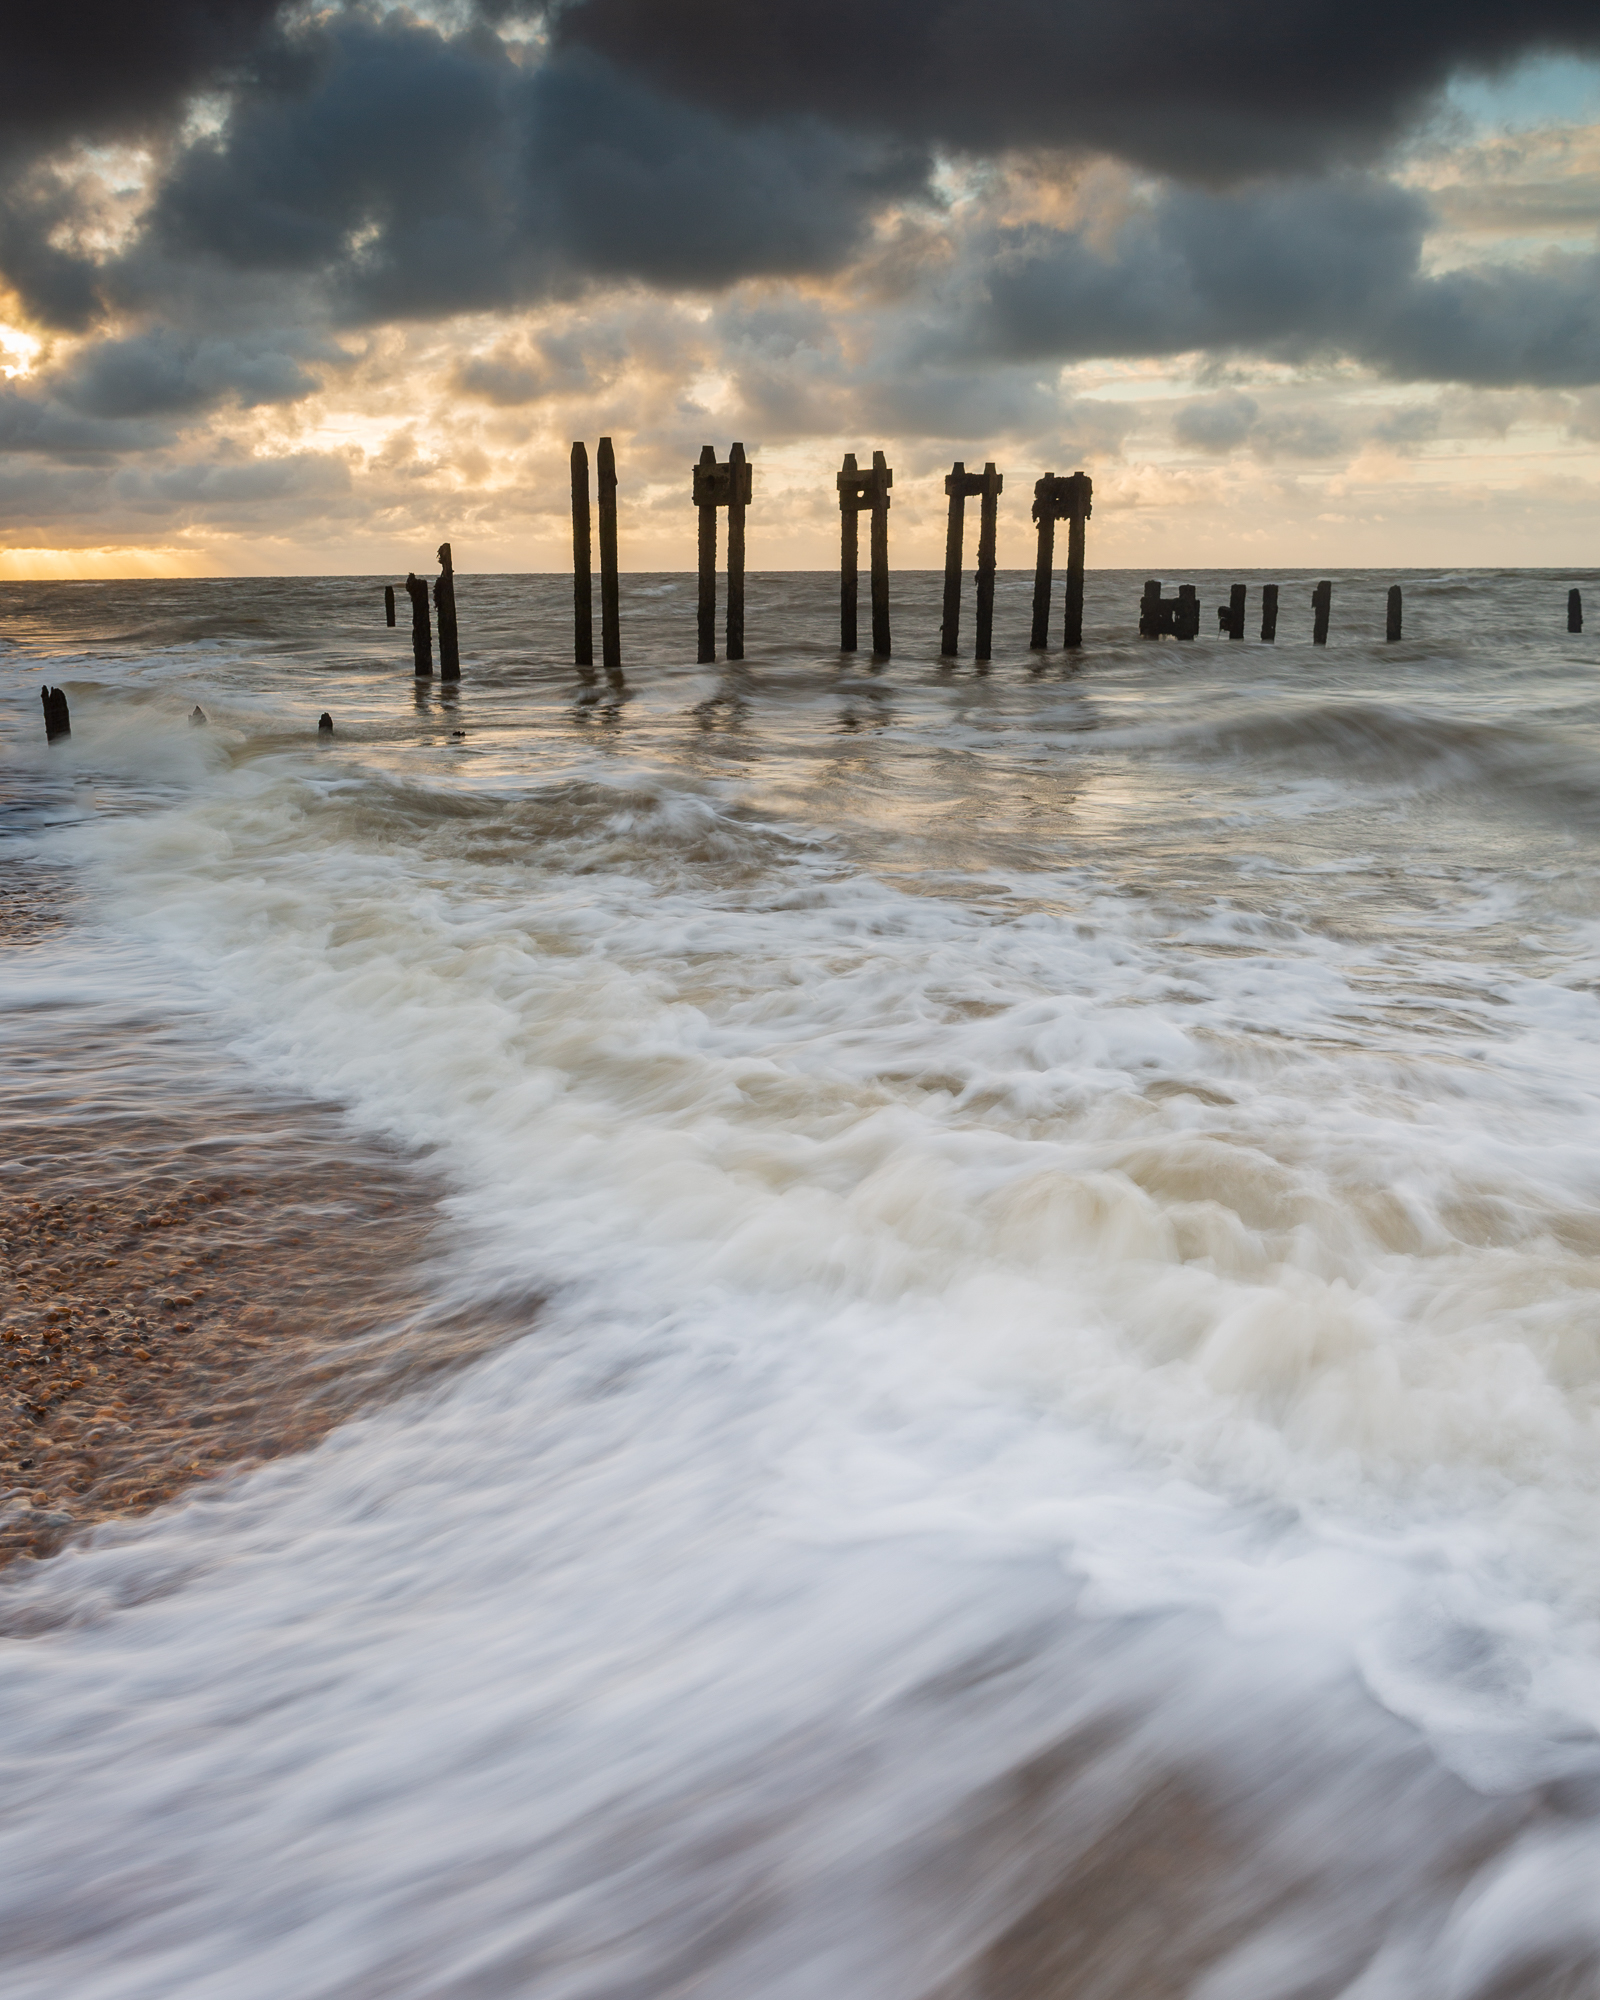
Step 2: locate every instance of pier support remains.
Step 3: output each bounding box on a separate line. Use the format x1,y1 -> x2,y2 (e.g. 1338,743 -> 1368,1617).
1217,584 -> 1246,640
598,437 -> 622,682
838,453 -> 861,652
571,442 -> 594,676
405,573 -> 433,677
1312,579 -> 1332,646
1139,582 -> 1200,640
1030,471 -> 1093,649
1261,585 -> 1279,642
1570,588 -> 1583,634
693,443 -> 754,665
837,452 -> 892,656
434,544 -> 460,681
940,461 -> 1004,660
40,685 -> 70,742
1386,584 -> 1403,643
384,585 -> 395,628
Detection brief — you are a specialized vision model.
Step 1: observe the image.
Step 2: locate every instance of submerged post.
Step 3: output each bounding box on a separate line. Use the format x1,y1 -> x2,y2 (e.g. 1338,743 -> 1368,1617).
405,573 -> 433,677
940,461 -> 968,658
1139,579 -> 1162,638
384,584 -> 396,628
598,436 -> 622,682
1031,471 -> 1092,649
571,442 -> 594,676
695,445 -> 717,665
1569,588 -> 1583,634
435,543 -> 460,681
40,685 -> 70,742
1261,584 -> 1279,642
1030,482 -> 1057,649
975,462 -> 1001,663
1217,582 -> 1245,640
1386,583 -> 1403,643
1312,579 -> 1332,647
869,450 -> 892,657
839,453 -> 861,651
1062,471 -> 1091,649
727,442 -> 749,663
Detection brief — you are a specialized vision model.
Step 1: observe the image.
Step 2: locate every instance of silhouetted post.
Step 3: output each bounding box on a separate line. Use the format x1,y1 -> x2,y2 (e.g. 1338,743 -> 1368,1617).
1031,471 -> 1092,648
727,442 -> 748,663
839,453 -> 861,651
976,462 -> 1001,663
571,442 -> 594,676
940,461 -> 968,658
1261,584 -> 1279,642
1312,579 -> 1332,646
318,712 -> 333,734
598,436 -> 622,681
1062,472 -> 1091,649
695,444 -> 717,665
1177,585 -> 1199,640
40,685 -> 70,742
1030,484 -> 1058,649
1386,584 -> 1402,643
384,585 -> 396,628
869,451 -> 892,657
1568,588 -> 1582,634
1139,579 -> 1162,638
1221,583 -> 1246,640
405,573 -> 432,677
435,543 -> 460,681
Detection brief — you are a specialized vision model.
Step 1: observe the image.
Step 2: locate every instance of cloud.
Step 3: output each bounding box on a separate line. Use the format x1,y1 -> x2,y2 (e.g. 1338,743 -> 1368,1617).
52,328 -> 324,418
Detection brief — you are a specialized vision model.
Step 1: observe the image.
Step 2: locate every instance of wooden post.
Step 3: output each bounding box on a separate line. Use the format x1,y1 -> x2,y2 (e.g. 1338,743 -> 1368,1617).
1261,584 -> 1279,642
318,712 -> 333,734
1386,584 -> 1402,643
1176,585 -> 1199,640
839,453 -> 860,652
940,462 -> 966,658
1312,579 -> 1331,646
598,436 -> 622,682
435,543 -> 460,681
1139,579 -> 1162,638
976,462 -> 1001,662
40,685 -> 70,742
1030,479 -> 1057,649
1568,588 -> 1582,634
405,573 -> 433,677
727,441 -> 748,663
571,442 -> 594,675
384,584 -> 395,628
1062,471 -> 1091,649
696,444 -> 717,665
870,450 -> 892,657
1229,583 -> 1247,640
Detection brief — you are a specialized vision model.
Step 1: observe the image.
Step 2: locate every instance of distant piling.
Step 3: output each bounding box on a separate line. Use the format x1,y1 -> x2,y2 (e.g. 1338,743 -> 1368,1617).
405,573 -> 433,677
1216,583 -> 1246,640
838,453 -> 862,652
1139,582 -> 1199,640
40,685 -> 70,742
691,442 -> 753,666
598,437 -> 622,682
975,463 -> 1000,662
1261,585 -> 1279,642
1386,584 -> 1403,643
940,460 -> 1003,660
1030,471 -> 1093,650
1570,588 -> 1583,635
571,442 -> 594,676
940,462 -> 970,658
869,451 -> 892,657
384,584 -> 396,628
434,544 -> 460,681
727,442 -> 749,664
1312,579 -> 1332,647
318,712 -> 333,734
695,446 -> 718,666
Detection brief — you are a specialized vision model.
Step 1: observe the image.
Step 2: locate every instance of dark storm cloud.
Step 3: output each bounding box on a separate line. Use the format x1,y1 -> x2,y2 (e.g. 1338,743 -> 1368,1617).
555,0 -> 1600,181
54,328 -> 324,419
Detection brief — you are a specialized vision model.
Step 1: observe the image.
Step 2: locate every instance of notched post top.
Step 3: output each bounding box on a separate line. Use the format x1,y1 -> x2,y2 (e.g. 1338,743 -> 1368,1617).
1031,470 -> 1092,524
694,451 -> 755,507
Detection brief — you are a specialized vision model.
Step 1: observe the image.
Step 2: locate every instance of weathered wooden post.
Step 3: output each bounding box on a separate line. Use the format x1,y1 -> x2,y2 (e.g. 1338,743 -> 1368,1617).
1177,585 -> 1199,640
384,584 -> 396,628
1386,584 -> 1402,643
1261,584 -> 1279,642
598,436 -> 622,682
1569,588 -> 1583,634
869,450 -> 892,657
1312,579 -> 1332,646
975,462 -> 1001,662
1217,584 -> 1246,639
838,453 -> 861,652
1030,472 -> 1092,648
727,442 -> 749,663
434,543 -> 460,681
695,444 -> 718,665
40,685 -> 70,742
571,442 -> 594,676
1139,579 -> 1161,638
940,461 -> 970,658
318,712 -> 333,734
405,573 -> 433,677
1031,489 -> 1058,649
1062,471 -> 1090,649
940,461 -> 1003,659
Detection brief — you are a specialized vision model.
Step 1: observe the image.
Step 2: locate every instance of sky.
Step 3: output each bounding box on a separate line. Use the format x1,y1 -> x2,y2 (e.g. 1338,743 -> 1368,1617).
2,1 -> 1599,577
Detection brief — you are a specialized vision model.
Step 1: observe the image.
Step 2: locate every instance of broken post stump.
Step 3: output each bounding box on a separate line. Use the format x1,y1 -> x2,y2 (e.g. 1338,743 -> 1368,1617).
1569,588 -> 1583,634
1140,582 -> 1199,641
1177,585 -> 1199,639
1030,472 -> 1093,649
571,442 -> 594,676
940,461 -> 1003,659
1261,584 -> 1279,642
405,573 -> 433,677
40,685 -> 70,742
598,436 -> 622,682
384,584 -> 396,628
838,453 -> 861,651
1312,579 -> 1332,646
1386,584 -> 1402,643
434,544 -> 460,681
318,712 -> 333,734
1227,583 -> 1247,640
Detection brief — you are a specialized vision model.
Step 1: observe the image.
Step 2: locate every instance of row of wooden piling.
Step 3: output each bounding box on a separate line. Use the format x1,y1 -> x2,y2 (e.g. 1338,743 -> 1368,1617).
383,543 -> 461,680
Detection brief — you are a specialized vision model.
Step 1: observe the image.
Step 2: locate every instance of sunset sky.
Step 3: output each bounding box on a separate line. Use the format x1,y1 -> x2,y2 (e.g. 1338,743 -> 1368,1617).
4,1 -> 1600,577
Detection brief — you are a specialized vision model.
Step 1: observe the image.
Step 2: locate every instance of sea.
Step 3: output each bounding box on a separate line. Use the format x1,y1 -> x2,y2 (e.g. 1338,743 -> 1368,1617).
3,566 -> 1600,2000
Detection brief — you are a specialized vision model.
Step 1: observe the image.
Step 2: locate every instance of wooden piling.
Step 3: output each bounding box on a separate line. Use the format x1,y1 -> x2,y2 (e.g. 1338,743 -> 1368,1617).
1030,482 -> 1057,649
598,436 -> 622,681
696,444 -> 717,665
839,453 -> 860,652
384,584 -> 396,628
571,442 -> 594,675
1261,584 -> 1279,642
1386,583 -> 1402,643
318,712 -> 333,734
40,685 -> 70,742
1176,585 -> 1199,640
1312,579 -> 1332,647
1062,472 -> 1091,649
1139,580 -> 1162,639
870,451 -> 892,658
1226,583 -> 1246,640
405,573 -> 433,677
727,442 -> 748,663
1569,588 -> 1583,634
435,543 -> 460,681
976,463 -> 1000,663
940,461 -> 967,658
